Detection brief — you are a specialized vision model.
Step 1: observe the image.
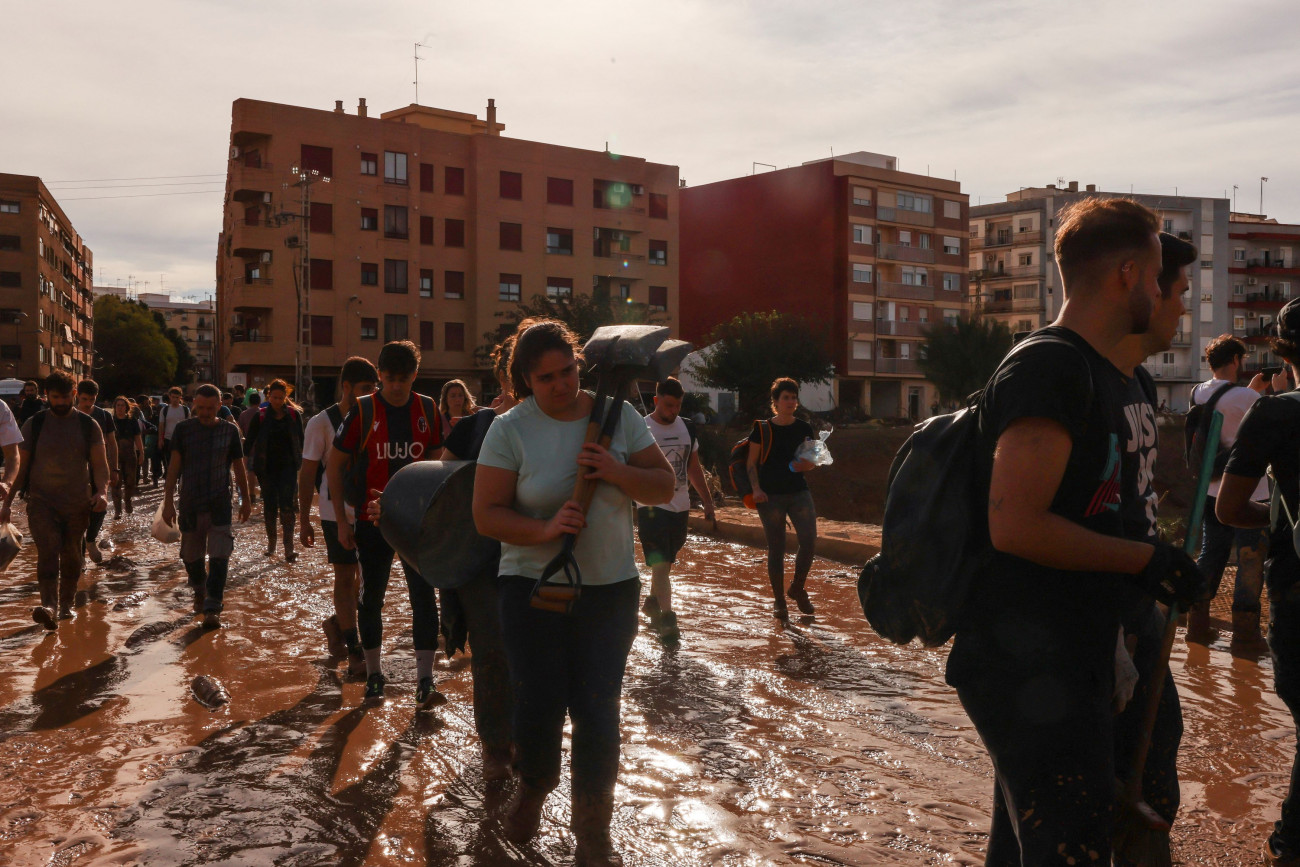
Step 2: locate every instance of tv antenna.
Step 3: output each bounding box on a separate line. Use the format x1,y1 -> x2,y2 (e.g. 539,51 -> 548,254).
414,42 -> 426,105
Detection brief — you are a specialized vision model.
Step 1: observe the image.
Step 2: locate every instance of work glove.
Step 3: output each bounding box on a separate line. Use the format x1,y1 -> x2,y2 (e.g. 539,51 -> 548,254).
1134,542 -> 1209,608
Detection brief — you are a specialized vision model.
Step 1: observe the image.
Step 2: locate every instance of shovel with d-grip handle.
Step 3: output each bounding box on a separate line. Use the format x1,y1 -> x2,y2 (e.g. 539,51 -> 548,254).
1113,409 -> 1222,866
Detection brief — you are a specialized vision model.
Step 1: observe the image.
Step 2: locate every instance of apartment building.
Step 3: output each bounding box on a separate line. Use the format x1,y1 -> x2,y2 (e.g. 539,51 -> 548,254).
93,287 -> 216,385
970,183 -> 1231,410
0,174 -> 95,382
216,97 -> 680,403
680,152 -> 969,419
1227,213 -> 1300,374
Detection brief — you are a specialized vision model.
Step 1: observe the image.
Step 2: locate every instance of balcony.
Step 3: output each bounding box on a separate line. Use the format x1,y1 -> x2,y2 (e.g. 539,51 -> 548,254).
876,206 -> 934,228
973,264 -> 1044,280
875,357 -> 922,375
974,229 -> 1043,249
228,330 -> 273,343
876,319 -> 930,337
1235,259 -> 1300,275
1238,327 -> 1273,345
984,296 -> 1045,314
230,221 -> 279,257
876,281 -> 934,301
1228,291 -> 1288,309
1146,364 -> 1194,380
878,243 -> 935,264
233,276 -> 273,288
229,161 -> 277,196
1171,331 -> 1192,346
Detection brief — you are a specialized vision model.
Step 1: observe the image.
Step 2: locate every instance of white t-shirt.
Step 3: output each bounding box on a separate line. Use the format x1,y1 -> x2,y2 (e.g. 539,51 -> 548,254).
478,396 -> 656,586
636,414 -> 696,512
303,408 -> 353,523
0,399 -> 22,448
161,403 -> 189,441
1191,377 -> 1269,501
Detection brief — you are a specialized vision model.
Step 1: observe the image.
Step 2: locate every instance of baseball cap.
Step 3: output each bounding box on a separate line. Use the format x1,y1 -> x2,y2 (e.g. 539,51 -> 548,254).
1158,232 -> 1197,291
1276,297 -> 1300,340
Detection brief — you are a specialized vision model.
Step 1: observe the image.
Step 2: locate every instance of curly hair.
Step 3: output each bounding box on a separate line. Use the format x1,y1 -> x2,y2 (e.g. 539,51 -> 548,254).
509,319 -> 583,399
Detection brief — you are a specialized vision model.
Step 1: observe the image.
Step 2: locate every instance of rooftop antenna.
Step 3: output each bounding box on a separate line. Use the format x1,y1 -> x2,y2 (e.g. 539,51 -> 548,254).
414,42 -> 426,105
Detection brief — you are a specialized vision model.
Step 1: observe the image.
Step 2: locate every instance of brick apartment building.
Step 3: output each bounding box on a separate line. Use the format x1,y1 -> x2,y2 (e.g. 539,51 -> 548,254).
679,152 -> 969,419
216,97 -> 680,403
93,287 -> 216,386
0,174 -> 95,382
1227,213 -> 1300,375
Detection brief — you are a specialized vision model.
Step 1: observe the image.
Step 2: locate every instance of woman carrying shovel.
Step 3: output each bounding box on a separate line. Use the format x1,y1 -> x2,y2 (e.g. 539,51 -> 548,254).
474,319 -> 673,865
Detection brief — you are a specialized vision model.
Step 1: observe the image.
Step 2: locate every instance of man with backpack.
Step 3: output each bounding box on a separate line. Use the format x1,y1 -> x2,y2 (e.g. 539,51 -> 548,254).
2,371 -> 108,630
75,380 -> 118,565
1187,335 -> 1283,647
158,387 -> 190,472
636,377 -> 716,643
326,340 -> 443,707
943,199 -> 1207,864
299,357 -> 377,674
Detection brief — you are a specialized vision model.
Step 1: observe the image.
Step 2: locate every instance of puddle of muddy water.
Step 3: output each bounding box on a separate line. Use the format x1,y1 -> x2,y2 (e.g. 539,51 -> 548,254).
0,487 -> 1293,865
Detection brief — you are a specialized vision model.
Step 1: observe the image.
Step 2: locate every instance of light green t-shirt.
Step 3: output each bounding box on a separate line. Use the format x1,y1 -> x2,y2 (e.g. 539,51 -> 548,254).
477,395 -> 657,585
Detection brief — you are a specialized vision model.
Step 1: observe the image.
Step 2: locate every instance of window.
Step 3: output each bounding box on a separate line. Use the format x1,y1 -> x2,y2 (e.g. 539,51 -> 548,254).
918,234 -> 931,249
944,311 -> 960,326
897,192 -> 932,213
900,343 -> 912,359
445,322 -> 465,351
0,309 -> 22,324
1162,352 -> 1176,364
1234,284 -> 1246,296
852,225 -> 872,245
1201,259 -> 1213,269
901,266 -> 928,286
546,228 -> 573,255
0,201 -> 18,214
899,306 -> 910,322
384,152 -> 408,185
943,236 -> 960,255
547,177 -> 574,206
384,205 -> 409,239
445,271 -> 465,299
309,202 -> 333,234
499,222 -> 523,251
361,317 -> 378,340
310,258 -> 333,290
898,230 -> 912,247
1201,293 -> 1213,303
445,166 -> 465,195
853,302 -> 873,320
360,207 -> 378,231
1017,219 -> 1034,233
361,262 -> 378,286
852,264 -> 873,283
419,215 -> 434,246
1234,248 -> 1246,261
648,285 -> 668,312
360,153 -> 377,176
384,314 -> 408,342
499,274 -> 521,302
500,171 -> 523,200
445,219 -> 465,248
852,187 -> 872,206
1017,253 -> 1032,266
0,345 -> 19,360
384,259 -> 408,293
649,239 -> 668,266
620,283 -> 632,300
1234,315 -> 1246,330
852,340 -> 872,360
1163,219 -> 1174,234
943,200 -> 961,219
300,144 -> 332,176
0,272 -> 21,288
1013,283 -> 1037,299
420,163 -> 434,193
309,315 -> 333,346
649,193 -> 669,219
420,320 -> 434,351
943,273 -> 961,292
420,268 -> 433,298
547,277 -> 573,299
918,308 -> 929,322
0,235 -> 18,252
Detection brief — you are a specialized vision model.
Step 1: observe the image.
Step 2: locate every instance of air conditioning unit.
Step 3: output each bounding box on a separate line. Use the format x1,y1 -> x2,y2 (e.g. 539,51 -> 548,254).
631,185 -> 645,196
230,146 -> 240,160
260,252 -> 272,263
262,192 -> 272,203
1248,277 -> 1258,285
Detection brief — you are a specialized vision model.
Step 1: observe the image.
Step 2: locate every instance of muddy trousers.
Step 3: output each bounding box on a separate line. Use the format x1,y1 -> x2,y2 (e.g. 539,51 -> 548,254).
1199,497 -> 1267,612
27,500 -> 90,612
454,571 -> 513,763
1268,595 -> 1300,856
755,490 -> 817,598
181,510 -> 235,614
957,671 -> 1115,866
354,519 -> 439,652
113,445 -> 138,515
499,576 -> 639,797
259,466 -> 298,550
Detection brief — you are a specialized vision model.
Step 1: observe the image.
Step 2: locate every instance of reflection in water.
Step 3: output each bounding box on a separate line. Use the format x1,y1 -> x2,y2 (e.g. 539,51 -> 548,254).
0,488 -> 1293,865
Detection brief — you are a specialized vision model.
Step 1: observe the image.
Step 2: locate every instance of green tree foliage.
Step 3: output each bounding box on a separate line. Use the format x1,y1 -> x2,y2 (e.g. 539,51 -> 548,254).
918,315 -> 1014,405
147,309 -> 197,386
92,296 -> 178,398
476,291 -> 665,364
694,312 -> 834,418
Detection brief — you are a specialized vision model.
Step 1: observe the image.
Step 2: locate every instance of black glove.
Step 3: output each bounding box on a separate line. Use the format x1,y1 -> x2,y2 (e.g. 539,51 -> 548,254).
1134,542 -> 1209,608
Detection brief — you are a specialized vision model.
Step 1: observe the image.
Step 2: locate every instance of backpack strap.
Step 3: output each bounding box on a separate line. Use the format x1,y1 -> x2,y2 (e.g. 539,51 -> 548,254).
356,395 -> 376,454
325,403 -> 344,432
683,418 -> 698,454
417,395 -> 439,447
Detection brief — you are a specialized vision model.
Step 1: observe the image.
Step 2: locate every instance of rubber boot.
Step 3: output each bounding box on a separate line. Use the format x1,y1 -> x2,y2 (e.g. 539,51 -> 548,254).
58,575 -> 79,620
787,577 -> 814,615
770,576 -> 788,619
572,792 -> 623,866
264,519 -> 277,557
282,518 -> 297,563
502,781 -> 549,844
1231,610 -> 1268,652
1186,600 -> 1218,645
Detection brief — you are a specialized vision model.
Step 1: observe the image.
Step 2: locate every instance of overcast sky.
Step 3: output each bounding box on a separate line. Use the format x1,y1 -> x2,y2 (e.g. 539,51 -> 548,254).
6,0 -> 1297,298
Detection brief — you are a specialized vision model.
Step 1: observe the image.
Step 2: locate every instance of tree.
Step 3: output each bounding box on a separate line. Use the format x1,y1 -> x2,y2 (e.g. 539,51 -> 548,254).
693,311 -> 834,418
92,295 -> 178,398
918,314 -> 1014,405
148,310 -> 197,386
475,290 -> 665,364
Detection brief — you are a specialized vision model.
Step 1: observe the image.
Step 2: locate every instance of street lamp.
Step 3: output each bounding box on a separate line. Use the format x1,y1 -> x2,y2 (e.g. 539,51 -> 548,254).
281,166 -> 329,409
1261,177 -> 1269,216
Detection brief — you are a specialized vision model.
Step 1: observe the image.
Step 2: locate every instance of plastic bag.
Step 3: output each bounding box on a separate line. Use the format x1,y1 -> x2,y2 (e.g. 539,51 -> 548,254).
151,501 -> 181,544
0,522 -> 23,571
795,427 -> 834,467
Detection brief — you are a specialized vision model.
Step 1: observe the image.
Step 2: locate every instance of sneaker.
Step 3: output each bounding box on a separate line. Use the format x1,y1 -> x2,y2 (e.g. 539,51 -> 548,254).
363,673 -> 387,705
415,677 -> 447,709
73,590 -> 90,608
322,615 -> 346,658
641,595 -> 661,623
192,588 -> 206,614
788,585 -> 815,616
202,611 -> 221,630
32,606 -> 57,631
656,610 -> 680,645
773,600 -> 789,619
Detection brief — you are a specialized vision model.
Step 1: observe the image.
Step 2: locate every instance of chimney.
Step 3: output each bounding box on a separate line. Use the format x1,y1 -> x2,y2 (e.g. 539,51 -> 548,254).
358,98 -> 368,118
486,98 -> 497,135
1046,183 -> 1057,190
334,100 -> 344,114
1085,183 -> 1096,193
1068,181 -> 1079,192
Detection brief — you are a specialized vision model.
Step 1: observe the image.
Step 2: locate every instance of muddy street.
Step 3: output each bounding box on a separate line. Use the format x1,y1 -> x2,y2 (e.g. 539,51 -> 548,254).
0,483 -> 1292,865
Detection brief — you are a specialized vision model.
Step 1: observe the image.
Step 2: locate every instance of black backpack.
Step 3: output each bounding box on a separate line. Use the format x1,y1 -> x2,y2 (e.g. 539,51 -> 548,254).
313,404 -> 345,492
727,420 -> 771,505
857,334 -> 1093,647
1184,382 -> 1233,480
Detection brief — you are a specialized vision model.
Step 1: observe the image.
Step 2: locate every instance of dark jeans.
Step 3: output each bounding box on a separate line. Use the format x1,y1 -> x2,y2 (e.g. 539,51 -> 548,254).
755,489 -> 817,594
499,576 -> 639,796
1269,595 -> 1300,855
27,499 -> 91,611
1199,495 -> 1267,612
355,519 -> 438,652
86,508 -> 106,549
456,570 -> 513,761
1114,603 -> 1183,825
957,667 -> 1115,865
260,465 -> 299,526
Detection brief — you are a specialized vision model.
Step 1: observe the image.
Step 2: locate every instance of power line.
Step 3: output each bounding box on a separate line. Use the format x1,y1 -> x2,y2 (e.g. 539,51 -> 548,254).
48,180 -> 232,191
59,189 -> 226,201
46,173 -> 225,184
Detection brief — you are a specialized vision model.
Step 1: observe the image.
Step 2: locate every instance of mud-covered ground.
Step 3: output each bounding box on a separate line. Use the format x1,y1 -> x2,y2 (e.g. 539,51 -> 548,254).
0,484 -> 1291,865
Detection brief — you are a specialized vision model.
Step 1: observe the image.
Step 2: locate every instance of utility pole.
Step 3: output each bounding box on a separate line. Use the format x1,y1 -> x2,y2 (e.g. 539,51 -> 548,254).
285,166 -> 329,410
414,42 -> 425,105
1261,177 -> 1269,216
1233,185 -> 1238,212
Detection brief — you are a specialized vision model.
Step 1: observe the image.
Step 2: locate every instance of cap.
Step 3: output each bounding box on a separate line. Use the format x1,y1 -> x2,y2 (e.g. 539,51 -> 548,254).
1276,297 -> 1300,340
1158,232 -> 1197,272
